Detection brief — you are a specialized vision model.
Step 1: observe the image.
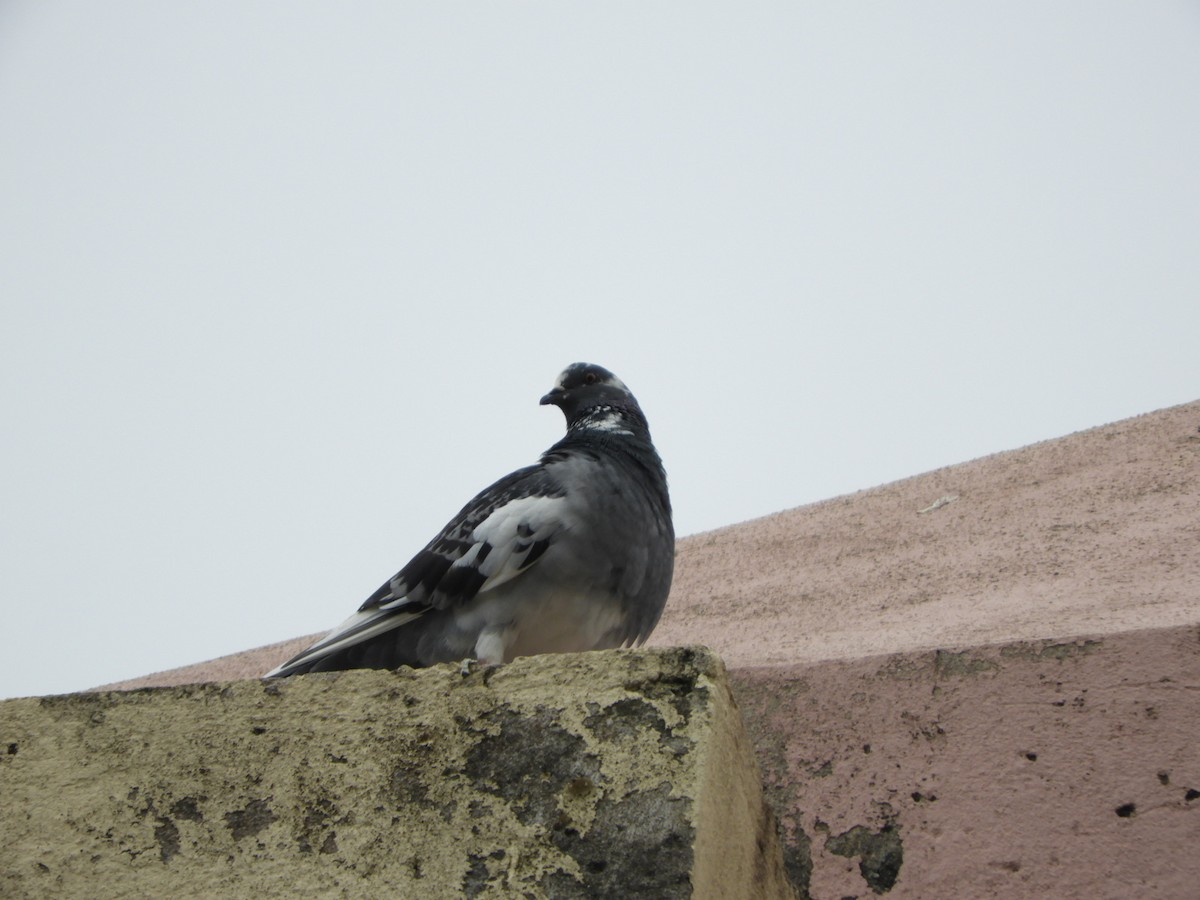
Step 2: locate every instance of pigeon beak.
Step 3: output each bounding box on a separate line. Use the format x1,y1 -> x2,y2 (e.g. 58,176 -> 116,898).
539,389 -> 563,406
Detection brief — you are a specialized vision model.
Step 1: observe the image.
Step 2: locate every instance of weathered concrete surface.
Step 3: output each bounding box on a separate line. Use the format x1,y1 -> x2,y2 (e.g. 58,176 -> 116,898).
0,647 -> 792,900
732,625 -> 1200,899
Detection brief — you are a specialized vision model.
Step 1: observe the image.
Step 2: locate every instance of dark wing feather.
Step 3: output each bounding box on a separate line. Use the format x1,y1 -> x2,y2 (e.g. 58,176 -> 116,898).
264,464 -> 566,677
365,463 -> 566,612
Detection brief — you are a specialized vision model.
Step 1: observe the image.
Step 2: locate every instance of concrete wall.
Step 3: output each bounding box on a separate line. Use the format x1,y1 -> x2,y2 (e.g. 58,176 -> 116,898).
0,647 -> 793,899
732,625 -> 1200,898
9,631 -> 1198,899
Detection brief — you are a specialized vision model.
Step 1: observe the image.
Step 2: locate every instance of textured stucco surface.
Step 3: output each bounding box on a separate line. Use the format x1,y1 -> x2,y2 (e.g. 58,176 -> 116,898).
0,647 -> 792,899
732,625 -> 1200,898
655,399 -> 1200,667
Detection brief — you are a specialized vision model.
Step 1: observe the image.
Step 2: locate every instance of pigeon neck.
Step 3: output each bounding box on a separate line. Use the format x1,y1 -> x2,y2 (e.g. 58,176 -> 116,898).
568,404 -> 646,437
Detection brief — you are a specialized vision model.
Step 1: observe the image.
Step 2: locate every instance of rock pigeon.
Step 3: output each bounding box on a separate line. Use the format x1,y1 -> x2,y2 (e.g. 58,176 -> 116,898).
265,363 -> 674,678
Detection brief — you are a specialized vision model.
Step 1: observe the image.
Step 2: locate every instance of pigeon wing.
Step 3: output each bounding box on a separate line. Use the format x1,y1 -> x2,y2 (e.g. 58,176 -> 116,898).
264,465 -> 566,677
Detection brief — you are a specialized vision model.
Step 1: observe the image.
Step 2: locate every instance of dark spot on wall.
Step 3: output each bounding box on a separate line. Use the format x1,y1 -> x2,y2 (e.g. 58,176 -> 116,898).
1184,789 -> 1199,802
780,816 -> 814,899
1114,803 -> 1136,818
390,767 -> 432,807
827,823 -> 903,894
584,697 -> 661,742
463,706 -> 599,828
563,777 -> 596,801
462,849 -> 507,898
154,817 -> 180,863
583,696 -> 690,756
170,796 -> 204,822
296,794 -> 345,855
462,854 -> 491,898
223,798 -> 277,840
545,783 -> 693,899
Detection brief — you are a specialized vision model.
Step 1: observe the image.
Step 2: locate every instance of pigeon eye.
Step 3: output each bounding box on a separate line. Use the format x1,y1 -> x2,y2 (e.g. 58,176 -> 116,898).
584,372 -> 598,385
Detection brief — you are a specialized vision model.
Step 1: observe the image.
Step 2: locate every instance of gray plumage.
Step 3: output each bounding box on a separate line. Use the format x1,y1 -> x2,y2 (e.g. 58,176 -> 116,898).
265,363 -> 674,678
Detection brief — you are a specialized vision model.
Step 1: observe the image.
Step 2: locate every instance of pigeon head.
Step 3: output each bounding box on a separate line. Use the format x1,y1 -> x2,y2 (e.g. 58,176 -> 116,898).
540,363 -> 644,430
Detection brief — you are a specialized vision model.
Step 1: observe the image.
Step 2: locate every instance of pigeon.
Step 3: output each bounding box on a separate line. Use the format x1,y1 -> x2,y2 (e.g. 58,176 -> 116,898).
265,363 -> 674,678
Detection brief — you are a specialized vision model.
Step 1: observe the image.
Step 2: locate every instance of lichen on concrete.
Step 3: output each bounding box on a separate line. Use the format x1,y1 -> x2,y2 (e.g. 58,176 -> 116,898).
0,646 -> 793,899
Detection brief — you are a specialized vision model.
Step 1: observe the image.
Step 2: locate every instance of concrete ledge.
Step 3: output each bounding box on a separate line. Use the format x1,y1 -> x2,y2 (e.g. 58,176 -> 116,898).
0,647 -> 792,899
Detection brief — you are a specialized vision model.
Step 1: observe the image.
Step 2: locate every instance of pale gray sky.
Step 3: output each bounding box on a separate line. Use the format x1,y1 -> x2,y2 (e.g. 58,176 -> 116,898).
2,2 -> 1198,699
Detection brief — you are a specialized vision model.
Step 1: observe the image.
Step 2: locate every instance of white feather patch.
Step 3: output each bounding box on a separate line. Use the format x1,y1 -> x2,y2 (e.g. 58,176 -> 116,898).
445,494 -> 567,594
583,409 -> 633,435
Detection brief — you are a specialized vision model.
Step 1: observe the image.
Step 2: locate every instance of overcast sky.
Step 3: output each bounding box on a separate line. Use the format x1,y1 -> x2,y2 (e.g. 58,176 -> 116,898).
2,2 -> 1197,699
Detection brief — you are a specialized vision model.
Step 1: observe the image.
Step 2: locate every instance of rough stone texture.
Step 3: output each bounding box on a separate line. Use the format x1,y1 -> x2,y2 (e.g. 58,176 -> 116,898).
0,647 -> 792,900
732,625 -> 1200,898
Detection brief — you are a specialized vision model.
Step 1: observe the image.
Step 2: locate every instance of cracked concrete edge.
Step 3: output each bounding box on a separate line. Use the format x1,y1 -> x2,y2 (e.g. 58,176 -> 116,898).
0,646 -> 794,900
